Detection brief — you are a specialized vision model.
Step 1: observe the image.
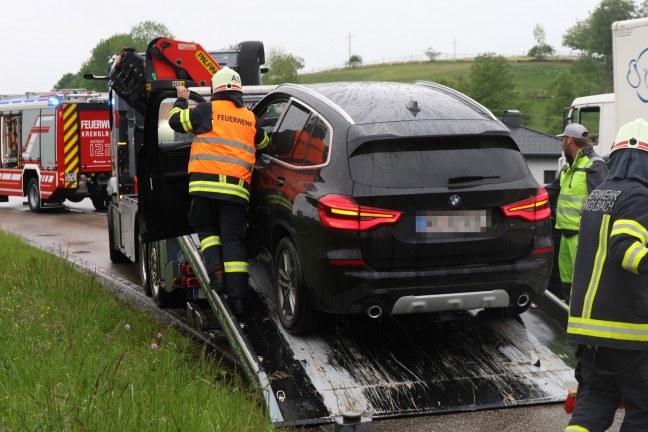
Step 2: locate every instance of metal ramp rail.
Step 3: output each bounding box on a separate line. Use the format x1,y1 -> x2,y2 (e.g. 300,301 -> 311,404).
176,235 -> 284,424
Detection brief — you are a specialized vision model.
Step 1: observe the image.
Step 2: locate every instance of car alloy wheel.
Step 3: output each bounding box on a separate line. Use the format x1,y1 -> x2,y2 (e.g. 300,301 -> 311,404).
274,237 -> 318,334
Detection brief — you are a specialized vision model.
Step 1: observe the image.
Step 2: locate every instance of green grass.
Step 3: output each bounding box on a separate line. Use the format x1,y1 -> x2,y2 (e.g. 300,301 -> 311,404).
0,230 -> 274,431
300,59 -> 475,84
299,58 -> 574,134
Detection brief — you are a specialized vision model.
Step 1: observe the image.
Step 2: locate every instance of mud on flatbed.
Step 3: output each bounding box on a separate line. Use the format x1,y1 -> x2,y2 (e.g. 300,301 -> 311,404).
229,253 -> 577,426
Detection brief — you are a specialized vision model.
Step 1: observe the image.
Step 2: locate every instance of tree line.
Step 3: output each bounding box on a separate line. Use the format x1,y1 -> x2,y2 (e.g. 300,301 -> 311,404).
437,0 -> 648,132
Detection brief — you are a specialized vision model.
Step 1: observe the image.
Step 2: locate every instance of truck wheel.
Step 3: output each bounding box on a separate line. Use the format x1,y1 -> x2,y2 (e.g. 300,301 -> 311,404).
274,237 -> 319,335
138,233 -> 151,296
27,178 -> 42,212
107,203 -> 130,263
238,41 -> 265,86
66,194 -> 85,203
91,194 -> 107,211
149,242 -> 177,308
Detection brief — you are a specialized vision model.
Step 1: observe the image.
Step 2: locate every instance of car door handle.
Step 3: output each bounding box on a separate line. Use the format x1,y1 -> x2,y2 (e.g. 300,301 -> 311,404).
276,177 -> 285,187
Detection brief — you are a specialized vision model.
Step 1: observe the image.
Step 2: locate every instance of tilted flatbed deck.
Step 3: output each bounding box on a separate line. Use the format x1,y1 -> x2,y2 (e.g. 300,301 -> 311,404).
178,235 -> 576,427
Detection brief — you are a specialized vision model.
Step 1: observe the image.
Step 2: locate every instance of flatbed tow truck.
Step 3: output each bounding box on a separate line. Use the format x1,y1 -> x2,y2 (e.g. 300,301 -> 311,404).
100,38 -> 577,427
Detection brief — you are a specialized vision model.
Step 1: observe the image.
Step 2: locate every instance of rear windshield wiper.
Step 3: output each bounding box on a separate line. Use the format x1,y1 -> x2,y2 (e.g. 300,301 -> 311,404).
448,175 -> 501,184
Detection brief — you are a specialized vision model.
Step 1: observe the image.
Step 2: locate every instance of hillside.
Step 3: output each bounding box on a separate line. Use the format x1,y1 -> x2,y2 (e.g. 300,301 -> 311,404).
299,59 -> 574,134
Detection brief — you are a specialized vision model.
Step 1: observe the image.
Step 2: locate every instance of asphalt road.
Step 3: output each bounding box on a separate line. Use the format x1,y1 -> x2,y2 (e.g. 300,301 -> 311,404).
0,196 -> 624,431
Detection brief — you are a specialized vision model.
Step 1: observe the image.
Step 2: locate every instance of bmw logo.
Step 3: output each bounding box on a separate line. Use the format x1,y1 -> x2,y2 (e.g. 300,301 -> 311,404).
449,195 -> 462,207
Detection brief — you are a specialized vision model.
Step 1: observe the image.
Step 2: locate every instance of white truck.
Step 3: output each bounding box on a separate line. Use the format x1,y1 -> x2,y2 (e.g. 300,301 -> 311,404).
566,17 -> 648,154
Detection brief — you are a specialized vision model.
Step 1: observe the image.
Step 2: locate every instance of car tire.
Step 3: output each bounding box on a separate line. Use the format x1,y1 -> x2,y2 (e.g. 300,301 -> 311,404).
27,178 -> 41,213
107,202 -> 130,263
274,237 -> 319,335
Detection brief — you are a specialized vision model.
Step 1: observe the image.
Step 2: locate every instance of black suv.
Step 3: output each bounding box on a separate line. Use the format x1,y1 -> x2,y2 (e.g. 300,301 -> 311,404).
249,82 -> 553,334
139,81 -> 553,335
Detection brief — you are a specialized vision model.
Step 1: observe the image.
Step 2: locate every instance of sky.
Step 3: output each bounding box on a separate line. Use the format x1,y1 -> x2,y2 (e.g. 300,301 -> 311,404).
1,0 -> 606,95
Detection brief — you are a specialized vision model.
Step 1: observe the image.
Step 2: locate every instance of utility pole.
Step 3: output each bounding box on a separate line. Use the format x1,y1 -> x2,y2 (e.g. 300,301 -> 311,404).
347,31 -> 352,61
453,38 -> 457,61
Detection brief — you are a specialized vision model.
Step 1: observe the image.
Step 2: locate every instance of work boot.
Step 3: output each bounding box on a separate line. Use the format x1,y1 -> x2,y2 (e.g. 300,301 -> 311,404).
228,298 -> 247,317
209,273 -> 224,293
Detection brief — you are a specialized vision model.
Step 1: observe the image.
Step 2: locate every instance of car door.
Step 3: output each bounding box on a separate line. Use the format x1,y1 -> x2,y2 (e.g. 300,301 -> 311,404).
251,97 -> 326,250
249,97 -> 291,247
138,89 -> 206,242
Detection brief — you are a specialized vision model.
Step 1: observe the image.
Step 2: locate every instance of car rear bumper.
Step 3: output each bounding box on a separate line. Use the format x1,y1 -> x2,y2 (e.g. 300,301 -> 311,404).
311,254 -> 552,316
391,289 -> 511,314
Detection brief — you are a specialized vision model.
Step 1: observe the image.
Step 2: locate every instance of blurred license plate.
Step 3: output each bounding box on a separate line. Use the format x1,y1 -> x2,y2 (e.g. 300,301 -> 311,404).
416,210 -> 490,233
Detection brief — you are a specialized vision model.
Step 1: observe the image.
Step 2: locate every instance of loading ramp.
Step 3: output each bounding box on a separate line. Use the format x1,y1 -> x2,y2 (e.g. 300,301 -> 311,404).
178,235 -> 576,427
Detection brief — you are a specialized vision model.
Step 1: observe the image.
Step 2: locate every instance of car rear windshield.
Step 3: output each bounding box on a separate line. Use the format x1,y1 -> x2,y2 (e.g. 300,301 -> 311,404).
348,136 -> 530,188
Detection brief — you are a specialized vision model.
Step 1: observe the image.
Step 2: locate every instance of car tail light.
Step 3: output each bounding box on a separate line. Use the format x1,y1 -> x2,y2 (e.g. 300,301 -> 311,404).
318,195 -> 402,231
500,186 -> 551,222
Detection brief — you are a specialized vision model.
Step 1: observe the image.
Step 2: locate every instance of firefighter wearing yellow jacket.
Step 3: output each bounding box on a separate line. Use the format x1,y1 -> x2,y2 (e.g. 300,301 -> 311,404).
168,67 -> 269,316
546,123 -> 608,303
565,119 -> 648,432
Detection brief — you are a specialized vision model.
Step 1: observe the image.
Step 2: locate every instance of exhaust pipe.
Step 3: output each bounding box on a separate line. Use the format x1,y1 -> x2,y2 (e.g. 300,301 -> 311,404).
366,304 -> 383,319
516,293 -> 531,308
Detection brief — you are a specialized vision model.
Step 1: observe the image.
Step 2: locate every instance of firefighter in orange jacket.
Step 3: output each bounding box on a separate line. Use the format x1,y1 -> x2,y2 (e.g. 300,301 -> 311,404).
168,67 -> 269,316
565,119 -> 648,432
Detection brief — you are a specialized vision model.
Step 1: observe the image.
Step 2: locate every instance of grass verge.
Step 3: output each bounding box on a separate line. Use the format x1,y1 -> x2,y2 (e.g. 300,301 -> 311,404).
0,230 -> 274,431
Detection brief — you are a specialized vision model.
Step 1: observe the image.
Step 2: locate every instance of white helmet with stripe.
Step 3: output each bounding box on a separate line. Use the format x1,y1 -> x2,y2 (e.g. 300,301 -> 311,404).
611,118 -> 648,153
211,67 -> 242,93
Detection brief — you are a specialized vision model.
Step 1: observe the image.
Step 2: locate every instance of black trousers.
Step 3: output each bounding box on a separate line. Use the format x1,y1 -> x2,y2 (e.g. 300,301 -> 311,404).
188,195 -> 248,299
567,345 -> 648,432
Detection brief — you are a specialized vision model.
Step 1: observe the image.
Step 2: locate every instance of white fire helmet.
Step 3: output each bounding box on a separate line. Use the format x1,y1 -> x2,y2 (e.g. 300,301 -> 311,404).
211,67 -> 242,93
611,118 -> 648,154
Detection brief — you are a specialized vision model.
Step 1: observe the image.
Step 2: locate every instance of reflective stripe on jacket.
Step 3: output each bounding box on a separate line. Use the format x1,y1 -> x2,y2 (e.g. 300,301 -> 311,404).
555,149 -> 601,231
168,95 -> 269,204
189,100 -> 257,184
567,179 -> 648,350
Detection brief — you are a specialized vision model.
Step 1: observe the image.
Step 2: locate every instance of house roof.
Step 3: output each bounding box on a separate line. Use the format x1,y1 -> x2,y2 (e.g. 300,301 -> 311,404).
500,111 -> 562,158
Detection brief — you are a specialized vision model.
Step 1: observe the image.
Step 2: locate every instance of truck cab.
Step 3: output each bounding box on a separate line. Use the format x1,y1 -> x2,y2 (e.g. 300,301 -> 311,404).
0,91 -> 111,211
565,93 -> 615,156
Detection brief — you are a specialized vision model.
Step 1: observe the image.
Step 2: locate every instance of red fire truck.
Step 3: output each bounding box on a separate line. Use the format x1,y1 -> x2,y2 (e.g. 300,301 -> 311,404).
0,91 -> 111,211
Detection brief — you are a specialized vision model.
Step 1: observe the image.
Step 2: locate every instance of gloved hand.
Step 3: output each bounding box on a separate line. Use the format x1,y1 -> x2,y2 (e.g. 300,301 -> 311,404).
175,85 -> 190,100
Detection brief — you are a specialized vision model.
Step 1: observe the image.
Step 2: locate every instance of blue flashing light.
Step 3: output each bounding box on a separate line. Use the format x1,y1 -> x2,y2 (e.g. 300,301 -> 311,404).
48,96 -> 60,107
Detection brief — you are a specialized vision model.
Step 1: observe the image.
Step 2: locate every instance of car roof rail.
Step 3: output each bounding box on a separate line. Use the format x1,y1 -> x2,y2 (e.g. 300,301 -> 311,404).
415,80 -> 497,120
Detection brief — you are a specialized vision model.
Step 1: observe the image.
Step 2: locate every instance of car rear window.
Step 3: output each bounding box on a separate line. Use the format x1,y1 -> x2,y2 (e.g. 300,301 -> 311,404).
348,136 -> 530,188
